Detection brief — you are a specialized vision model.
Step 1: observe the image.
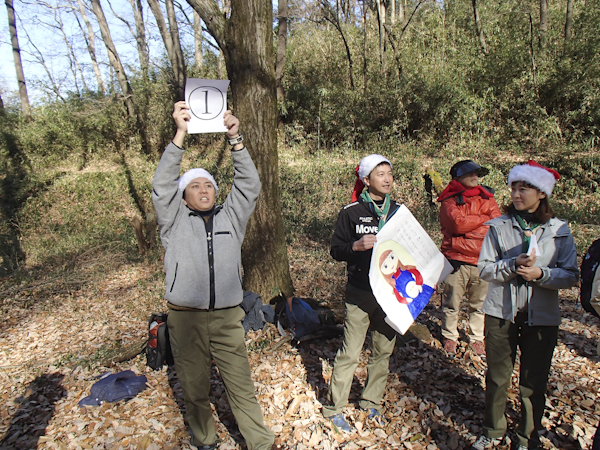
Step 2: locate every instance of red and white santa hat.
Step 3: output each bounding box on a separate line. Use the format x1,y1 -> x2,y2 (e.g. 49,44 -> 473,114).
507,160 -> 560,197
351,154 -> 392,201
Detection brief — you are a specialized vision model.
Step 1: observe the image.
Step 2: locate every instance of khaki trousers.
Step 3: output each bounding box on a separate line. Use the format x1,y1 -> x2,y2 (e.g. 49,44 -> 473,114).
483,313 -> 558,448
441,263 -> 487,342
167,307 -> 274,450
322,284 -> 396,417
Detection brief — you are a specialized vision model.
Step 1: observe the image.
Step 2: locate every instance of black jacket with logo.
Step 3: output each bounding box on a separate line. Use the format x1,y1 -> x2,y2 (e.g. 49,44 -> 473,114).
330,196 -> 402,292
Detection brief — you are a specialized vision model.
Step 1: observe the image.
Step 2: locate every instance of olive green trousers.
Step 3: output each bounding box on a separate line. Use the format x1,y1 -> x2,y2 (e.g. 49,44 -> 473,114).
483,313 -> 558,448
167,307 -> 274,450
322,284 -> 396,417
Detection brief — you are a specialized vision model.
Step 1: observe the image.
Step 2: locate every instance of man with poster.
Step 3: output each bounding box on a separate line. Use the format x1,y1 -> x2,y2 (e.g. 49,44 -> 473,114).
152,101 -> 275,450
322,154 -> 401,432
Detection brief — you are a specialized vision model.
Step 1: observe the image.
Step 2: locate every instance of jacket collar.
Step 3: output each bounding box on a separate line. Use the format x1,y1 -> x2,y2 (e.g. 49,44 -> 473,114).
489,214 -> 569,237
188,204 -> 223,218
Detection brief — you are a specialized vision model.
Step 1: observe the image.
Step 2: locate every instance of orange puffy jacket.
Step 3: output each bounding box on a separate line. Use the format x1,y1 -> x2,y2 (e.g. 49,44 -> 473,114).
438,180 -> 501,265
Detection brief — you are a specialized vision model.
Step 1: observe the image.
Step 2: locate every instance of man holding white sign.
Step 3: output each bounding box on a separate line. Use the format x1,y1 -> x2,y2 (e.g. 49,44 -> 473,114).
152,101 -> 275,450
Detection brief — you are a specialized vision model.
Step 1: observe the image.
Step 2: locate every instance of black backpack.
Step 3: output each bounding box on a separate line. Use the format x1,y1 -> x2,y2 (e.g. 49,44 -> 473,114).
580,239 -> 600,319
146,313 -> 174,370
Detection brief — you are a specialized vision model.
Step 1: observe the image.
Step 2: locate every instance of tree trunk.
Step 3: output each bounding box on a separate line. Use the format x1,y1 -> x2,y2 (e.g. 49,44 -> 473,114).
539,0 -> 548,50
390,0 -> 395,25
276,0 -> 288,104
165,0 -> 186,99
5,0 -> 32,120
90,0 -> 149,153
471,0 -> 487,55
398,0 -> 405,23
321,0 -> 354,89
193,9 -> 203,71
375,0 -> 386,70
128,0 -> 149,78
187,0 -> 294,301
74,0 -> 106,93
564,0 -> 573,44
363,1 -> 368,95
147,0 -> 185,100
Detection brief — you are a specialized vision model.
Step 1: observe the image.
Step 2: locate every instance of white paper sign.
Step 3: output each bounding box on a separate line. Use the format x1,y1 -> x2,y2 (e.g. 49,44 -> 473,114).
527,234 -> 540,257
185,79 -> 230,134
369,205 -> 453,335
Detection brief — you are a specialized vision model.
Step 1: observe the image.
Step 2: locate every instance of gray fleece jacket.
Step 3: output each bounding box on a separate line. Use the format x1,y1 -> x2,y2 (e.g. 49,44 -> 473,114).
478,214 -> 579,326
152,142 -> 261,309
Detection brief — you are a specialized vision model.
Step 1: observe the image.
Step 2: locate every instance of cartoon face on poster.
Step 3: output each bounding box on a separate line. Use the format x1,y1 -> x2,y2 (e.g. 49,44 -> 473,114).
369,205 -> 453,335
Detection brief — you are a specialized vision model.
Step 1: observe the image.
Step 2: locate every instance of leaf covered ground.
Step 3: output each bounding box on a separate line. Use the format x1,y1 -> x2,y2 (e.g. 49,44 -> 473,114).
0,246 -> 599,450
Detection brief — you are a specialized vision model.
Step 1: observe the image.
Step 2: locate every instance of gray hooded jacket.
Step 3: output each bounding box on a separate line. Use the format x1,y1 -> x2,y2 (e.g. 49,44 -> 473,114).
152,142 -> 261,309
478,214 -> 578,326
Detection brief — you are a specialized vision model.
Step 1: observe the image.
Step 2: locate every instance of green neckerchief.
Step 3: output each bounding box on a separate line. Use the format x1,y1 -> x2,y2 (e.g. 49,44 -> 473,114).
514,213 -> 542,253
514,213 -> 542,286
361,192 -> 391,229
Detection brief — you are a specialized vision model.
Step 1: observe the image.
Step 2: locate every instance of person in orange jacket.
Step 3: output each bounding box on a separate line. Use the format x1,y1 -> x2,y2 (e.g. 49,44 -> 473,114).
437,160 -> 501,356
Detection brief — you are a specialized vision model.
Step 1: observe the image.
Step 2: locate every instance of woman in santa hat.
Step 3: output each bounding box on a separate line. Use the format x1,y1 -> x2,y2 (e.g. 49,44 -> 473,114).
471,161 -> 579,450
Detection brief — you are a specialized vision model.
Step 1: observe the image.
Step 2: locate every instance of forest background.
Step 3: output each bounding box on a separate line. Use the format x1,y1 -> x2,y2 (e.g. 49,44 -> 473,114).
1,0 -> 600,449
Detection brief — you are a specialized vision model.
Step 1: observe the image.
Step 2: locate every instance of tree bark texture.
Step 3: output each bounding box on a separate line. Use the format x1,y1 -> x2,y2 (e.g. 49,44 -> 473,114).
5,0 -> 31,120
193,9 -> 203,71
398,0 -> 405,23
471,0 -> 487,54
165,0 -> 186,99
276,0 -> 288,103
187,0 -> 294,300
539,0 -> 548,49
375,0 -> 386,70
564,0 -> 573,43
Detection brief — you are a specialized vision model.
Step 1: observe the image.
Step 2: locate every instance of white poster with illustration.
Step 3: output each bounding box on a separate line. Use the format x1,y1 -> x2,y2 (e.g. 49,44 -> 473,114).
369,205 -> 453,335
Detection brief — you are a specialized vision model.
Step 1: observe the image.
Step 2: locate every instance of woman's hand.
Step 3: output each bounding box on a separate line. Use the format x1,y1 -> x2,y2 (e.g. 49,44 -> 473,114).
516,252 -> 536,267
517,265 -> 543,281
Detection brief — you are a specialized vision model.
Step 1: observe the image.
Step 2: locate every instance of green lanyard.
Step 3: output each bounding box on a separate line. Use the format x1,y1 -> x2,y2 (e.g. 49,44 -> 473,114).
361,192 -> 390,230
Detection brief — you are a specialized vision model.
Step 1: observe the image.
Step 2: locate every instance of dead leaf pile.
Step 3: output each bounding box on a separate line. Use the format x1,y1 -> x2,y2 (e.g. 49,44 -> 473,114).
0,258 -> 599,449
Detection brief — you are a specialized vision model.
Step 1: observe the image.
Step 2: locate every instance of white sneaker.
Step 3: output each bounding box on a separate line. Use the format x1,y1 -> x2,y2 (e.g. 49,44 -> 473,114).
471,435 -> 501,449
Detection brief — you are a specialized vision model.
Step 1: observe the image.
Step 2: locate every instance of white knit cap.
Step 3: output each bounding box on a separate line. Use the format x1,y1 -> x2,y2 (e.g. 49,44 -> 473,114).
358,154 -> 392,180
507,160 -> 560,197
178,168 -> 218,193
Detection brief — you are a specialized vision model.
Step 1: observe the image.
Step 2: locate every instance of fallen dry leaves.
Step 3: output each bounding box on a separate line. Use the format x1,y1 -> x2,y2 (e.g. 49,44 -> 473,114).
0,252 -> 599,450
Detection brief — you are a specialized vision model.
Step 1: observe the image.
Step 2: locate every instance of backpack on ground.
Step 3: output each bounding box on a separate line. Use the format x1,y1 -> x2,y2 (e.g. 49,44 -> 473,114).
146,313 -> 174,370
580,238 -> 600,319
277,297 -> 321,341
